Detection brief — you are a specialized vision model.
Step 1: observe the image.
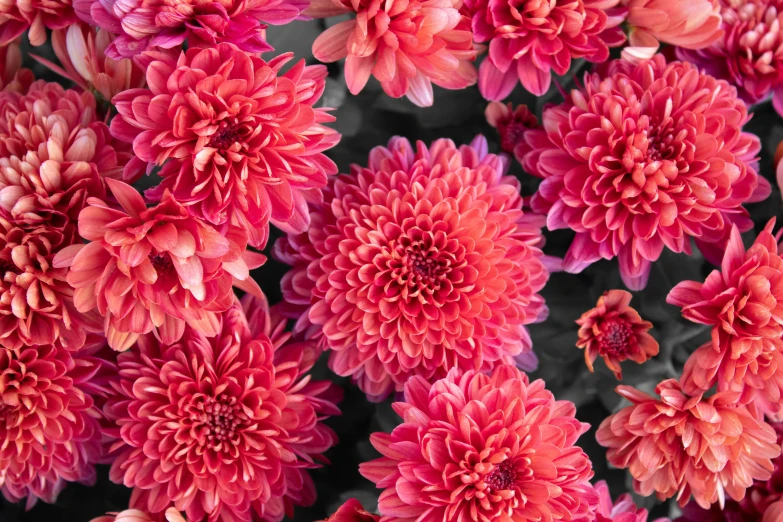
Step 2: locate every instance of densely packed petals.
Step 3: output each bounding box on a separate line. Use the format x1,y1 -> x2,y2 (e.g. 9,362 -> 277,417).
74,0 -> 305,58
597,380 -> 781,509
54,180 -> 264,351
464,0 -> 626,99
310,0 -> 477,106
360,365 -> 597,522
111,43 -> 339,248
519,55 -> 770,290
0,0 -> 77,47
576,290 -> 658,379
484,102 -> 538,163
274,136 -> 551,401
0,341 -> 113,508
104,296 -> 341,522
319,499 -> 379,522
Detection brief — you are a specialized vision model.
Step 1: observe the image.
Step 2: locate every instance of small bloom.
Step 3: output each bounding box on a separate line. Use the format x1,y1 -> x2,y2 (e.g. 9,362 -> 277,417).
111,43 -> 339,248
0,40 -> 33,94
465,0 -> 626,99
360,365 -> 597,522
104,296 -> 341,522
320,500 -> 379,522
576,290 -> 658,379
520,55 -> 770,290
74,0 -> 305,58
593,481 -> 665,522
54,180 -> 264,351
310,0 -> 477,106
484,101 -> 538,161
274,136 -> 551,401
597,380 -> 781,509
621,0 -> 723,62
92,508 -> 187,522
0,0 -> 77,47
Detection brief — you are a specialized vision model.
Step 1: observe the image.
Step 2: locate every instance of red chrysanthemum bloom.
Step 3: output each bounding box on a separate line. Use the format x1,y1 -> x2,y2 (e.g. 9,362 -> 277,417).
0,341 -> 113,509
320,500 -> 379,522
274,136 -> 552,401
484,101 -> 538,162
309,0 -> 477,107
359,365 -> 597,522
520,55 -> 770,290
593,480 -> 668,522
464,0 -> 626,100
667,221 -> 783,419
104,295 -> 341,522
74,0 -> 305,58
0,0 -> 77,47
110,43 -> 339,249
92,508 -> 188,522
677,0 -> 783,116
596,379 -> 781,509
576,290 -> 659,379
53,179 -> 264,352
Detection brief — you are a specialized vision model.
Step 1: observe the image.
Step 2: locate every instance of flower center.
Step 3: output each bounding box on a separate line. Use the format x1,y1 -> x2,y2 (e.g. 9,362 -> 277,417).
484,460 -> 518,492
499,122 -> 528,154
150,253 -> 173,275
208,121 -> 240,150
192,394 -> 247,451
597,318 -> 633,356
400,242 -> 450,292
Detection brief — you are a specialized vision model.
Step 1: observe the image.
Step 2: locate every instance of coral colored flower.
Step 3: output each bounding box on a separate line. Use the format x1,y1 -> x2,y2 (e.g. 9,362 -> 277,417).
320,500 -> 379,522
310,0 -> 477,106
667,221 -> 783,418
110,43 -> 339,249
596,379 -> 781,509
0,0 -> 77,47
274,136 -> 551,401
484,101 -> 538,161
677,0 -> 783,116
0,342 -> 113,509
621,0 -> 723,62
593,481 -> 667,522
74,0 -> 304,59
104,296 -> 341,522
359,365 -> 598,522
465,0 -> 626,99
92,508 -> 187,522
0,40 -> 33,94
520,55 -> 770,290
576,290 -> 658,379
53,179 -> 264,352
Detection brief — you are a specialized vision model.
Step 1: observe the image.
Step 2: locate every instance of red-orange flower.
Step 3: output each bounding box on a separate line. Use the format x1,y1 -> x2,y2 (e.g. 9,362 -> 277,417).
576,290 -> 658,379
597,380 -> 781,509
320,500 -> 379,522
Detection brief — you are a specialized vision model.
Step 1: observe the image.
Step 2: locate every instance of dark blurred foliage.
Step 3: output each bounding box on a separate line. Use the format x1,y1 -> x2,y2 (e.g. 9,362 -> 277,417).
2,22 -> 782,522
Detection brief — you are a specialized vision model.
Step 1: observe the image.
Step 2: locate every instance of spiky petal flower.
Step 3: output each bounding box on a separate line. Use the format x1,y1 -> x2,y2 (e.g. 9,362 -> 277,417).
519,55 -> 770,290
359,365 -> 597,522
484,102 -> 538,162
310,0 -> 477,107
0,0 -> 77,47
0,341 -> 113,509
104,296 -> 341,522
320,500 -> 379,522
274,136 -> 551,402
596,380 -> 781,509
110,43 -> 339,249
576,290 -> 658,379
465,0 -> 626,100
53,180 -> 264,352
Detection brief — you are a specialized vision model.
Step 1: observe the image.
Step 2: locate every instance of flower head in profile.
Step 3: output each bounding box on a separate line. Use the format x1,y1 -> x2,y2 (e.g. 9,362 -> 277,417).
74,0 -> 306,58
320,500 -> 379,522
465,0 -> 626,99
597,380 -> 781,509
0,40 -> 33,94
667,221 -> 783,419
484,101 -> 538,162
310,0 -> 477,107
621,0 -> 723,62
593,481 -> 665,522
92,508 -> 187,522
360,365 -> 597,522
576,290 -> 658,379
111,43 -> 339,249
0,342 -> 113,509
274,136 -> 552,401
520,55 -> 770,290
0,0 -> 77,47
104,296 -> 341,522
54,180 -> 264,351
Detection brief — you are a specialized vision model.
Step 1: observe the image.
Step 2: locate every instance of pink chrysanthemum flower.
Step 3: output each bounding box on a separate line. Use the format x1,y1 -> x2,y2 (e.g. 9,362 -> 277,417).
320,500 -> 379,522
74,0 -> 305,58
593,480 -> 668,522
464,0 -> 626,100
359,365 -> 598,522
92,508 -> 187,522
110,43 -> 339,249
0,341 -> 113,509
274,136 -> 552,401
677,0 -> 783,116
519,55 -> 770,290
0,0 -> 77,47
53,179 -> 264,352
309,0 -> 477,107
667,221 -> 783,419
104,296 -> 341,522
596,379 -> 781,509
484,101 -> 538,162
